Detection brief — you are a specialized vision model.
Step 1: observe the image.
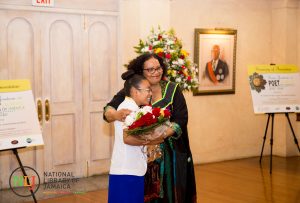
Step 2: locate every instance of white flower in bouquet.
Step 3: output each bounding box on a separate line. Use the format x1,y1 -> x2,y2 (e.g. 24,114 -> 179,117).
175,77 -> 182,83
124,112 -> 135,127
141,46 -> 151,52
153,41 -> 160,46
166,40 -> 174,45
177,58 -> 185,65
140,105 -> 152,115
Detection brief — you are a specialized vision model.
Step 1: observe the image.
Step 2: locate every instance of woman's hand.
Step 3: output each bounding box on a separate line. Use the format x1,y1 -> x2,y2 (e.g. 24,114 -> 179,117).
116,109 -> 132,122
144,125 -> 174,145
143,130 -> 165,145
105,108 -> 131,122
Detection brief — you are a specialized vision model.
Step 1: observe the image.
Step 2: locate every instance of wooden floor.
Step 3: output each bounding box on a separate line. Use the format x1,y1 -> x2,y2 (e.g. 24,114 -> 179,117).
33,156 -> 300,203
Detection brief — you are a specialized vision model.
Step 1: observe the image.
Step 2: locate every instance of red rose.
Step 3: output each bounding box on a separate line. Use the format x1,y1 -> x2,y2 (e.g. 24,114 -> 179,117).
152,108 -> 161,117
163,109 -> 171,118
180,55 -> 185,59
181,65 -> 186,69
187,76 -> 191,81
142,113 -> 157,126
128,121 -> 138,130
158,35 -> 162,40
128,118 -> 144,129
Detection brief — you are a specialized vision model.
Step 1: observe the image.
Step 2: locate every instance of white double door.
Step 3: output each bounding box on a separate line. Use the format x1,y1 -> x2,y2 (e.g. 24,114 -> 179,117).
0,9 -> 117,188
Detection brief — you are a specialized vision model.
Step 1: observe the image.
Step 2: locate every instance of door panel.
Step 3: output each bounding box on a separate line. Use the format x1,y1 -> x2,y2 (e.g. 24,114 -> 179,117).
7,18 -> 35,86
50,21 -> 74,103
82,15 -> 118,176
90,112 -> 110,161
51,114 -> 75,165
0,10 -> 41,189
7,17 -> 36,170
40,13 -> 83,177
89,22 -> 110,101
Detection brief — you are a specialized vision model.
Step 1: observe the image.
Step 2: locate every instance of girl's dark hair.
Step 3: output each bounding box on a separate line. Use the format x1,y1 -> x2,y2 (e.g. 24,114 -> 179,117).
122,53 -> 167,78
123,70 -> 147,96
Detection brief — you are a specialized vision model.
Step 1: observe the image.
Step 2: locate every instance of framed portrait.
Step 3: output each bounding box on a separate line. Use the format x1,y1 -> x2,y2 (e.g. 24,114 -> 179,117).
193,28 -> 237,95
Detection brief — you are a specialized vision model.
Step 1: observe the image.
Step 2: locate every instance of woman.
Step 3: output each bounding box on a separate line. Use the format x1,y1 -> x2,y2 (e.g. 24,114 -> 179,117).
108,74 -> 152,203
104,53 -> 197,203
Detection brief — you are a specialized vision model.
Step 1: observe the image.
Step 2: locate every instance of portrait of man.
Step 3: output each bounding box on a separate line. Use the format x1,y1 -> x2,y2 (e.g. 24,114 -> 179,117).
194,28 -> 236,95
204,44 -> 229,84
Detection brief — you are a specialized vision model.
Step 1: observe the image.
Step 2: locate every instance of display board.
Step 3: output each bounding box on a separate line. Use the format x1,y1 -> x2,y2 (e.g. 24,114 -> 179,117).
0,80 -> 43,150
248,64 -> 300,113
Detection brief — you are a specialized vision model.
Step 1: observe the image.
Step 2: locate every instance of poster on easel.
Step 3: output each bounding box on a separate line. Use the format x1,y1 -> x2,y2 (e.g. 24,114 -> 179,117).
0,80 -> 43,150
248,64 -> 300,114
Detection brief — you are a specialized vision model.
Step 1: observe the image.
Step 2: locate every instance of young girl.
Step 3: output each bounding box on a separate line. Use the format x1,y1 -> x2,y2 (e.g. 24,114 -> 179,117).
108,71 -> 152,203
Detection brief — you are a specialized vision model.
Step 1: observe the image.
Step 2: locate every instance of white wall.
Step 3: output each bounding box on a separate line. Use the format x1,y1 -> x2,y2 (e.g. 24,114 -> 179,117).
171,0 -> 273,163
121,0 -> 300,164
120,0 -> 171,87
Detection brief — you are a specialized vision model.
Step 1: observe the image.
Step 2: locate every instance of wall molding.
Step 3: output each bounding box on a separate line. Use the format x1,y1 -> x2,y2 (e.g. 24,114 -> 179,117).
0,4 -> 119,16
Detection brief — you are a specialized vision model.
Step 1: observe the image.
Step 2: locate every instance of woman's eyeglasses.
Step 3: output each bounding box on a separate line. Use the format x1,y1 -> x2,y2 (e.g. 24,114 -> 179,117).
143,66 -> 163,74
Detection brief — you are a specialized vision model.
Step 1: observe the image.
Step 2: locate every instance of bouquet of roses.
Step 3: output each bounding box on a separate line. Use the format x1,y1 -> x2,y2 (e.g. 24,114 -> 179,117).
124,105 -> 171,136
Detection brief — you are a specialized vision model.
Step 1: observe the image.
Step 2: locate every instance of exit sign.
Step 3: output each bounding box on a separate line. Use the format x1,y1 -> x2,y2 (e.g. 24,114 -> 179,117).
32,0 -> 54,7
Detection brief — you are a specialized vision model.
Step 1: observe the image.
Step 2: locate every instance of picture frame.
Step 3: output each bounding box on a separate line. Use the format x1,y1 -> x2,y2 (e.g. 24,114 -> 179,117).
193,28 -> 237,95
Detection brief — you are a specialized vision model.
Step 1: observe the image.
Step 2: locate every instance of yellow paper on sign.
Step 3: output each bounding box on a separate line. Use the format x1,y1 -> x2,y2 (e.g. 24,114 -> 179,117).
248,64 -> 298,75
0,80 -> 31,92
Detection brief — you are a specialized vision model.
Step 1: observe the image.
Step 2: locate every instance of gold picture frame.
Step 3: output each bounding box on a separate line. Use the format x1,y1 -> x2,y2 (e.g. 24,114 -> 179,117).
193,28 -> 237,95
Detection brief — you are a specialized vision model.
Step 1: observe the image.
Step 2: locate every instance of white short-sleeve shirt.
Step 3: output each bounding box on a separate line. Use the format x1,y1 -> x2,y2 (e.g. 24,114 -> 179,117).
109,97 -> 147,176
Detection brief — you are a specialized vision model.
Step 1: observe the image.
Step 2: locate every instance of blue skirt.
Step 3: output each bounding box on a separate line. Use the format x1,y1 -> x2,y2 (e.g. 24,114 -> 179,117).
108,174 -> 144,203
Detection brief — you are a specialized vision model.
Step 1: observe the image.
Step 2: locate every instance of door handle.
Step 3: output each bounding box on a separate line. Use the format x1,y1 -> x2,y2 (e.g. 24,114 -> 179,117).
37,99 -> 43,123
45,99 -> 50,121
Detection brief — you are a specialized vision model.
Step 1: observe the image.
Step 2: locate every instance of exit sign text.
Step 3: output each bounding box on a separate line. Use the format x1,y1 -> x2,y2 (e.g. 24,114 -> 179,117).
32,0 -> 54,7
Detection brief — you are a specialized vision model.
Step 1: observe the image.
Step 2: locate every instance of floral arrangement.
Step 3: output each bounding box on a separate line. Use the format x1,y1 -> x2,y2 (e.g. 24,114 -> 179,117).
134,27 -> 199,92
124,105 -> 171,136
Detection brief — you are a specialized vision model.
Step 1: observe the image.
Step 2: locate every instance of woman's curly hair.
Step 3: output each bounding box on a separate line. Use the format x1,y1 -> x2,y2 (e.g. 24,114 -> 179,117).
121,53 -> 167,80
